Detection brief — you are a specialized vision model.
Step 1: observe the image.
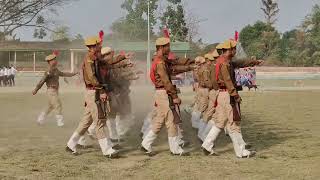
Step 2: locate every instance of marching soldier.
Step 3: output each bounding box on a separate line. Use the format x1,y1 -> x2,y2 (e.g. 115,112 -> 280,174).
140,37 -> 194,156
66,36 -> 119,158
189,56 -> 203,129
199,51 -> 220,142
195,56 -> 210,141
32,52 -> 78,127
77,47 -> 136,146
201,40 -> 262,158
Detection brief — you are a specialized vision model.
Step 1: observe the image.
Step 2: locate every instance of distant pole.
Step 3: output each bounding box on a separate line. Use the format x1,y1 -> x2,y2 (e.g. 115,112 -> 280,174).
147,0 -> 151,81
33,52 -> 36,72
70,50 -> 74,72
8,51 -> 11,64
14,51 -> 17,67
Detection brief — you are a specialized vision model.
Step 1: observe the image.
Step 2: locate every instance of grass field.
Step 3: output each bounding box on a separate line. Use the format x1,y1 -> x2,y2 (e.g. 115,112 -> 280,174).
0,79 -> 319,180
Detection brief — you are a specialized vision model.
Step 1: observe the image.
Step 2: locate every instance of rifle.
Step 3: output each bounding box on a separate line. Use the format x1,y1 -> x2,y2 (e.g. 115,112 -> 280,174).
93,60 -> 110,119
168,85 -> 182,124
230,96 -> 241,121
168,95 -> 182,124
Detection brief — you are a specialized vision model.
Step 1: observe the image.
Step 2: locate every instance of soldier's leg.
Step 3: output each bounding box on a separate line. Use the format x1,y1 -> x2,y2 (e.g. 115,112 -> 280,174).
37,89 -> 54,125
86,91 -> 117,157
201,90 -> 218,140
165,109 -> 185,155
50,89 -> 64,127
12,75 -> 15,86
191,90 -> 201,129
197,88 -> 209,141
141,91 -> 166,153
141,107 -> 156,139
176,124 -> 190,148
227,113 -> 254,158
67,106 -> 93,153
201,92 -> 230,154
107,115 -> 119,141
151,90 -> 186,155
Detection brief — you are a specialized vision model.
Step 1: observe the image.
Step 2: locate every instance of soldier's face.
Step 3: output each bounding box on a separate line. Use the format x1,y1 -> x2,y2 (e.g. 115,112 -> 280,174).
49,60 -> 58,66
231,48 -> 237,57
225,49 -> 233,59
163,44 -> 171,55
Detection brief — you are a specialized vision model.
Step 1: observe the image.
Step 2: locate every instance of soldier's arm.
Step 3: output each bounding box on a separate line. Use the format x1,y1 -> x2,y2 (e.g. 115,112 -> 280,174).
170,64 -> 193,75
157,62 -> 178,99
106,54 -> 126,65
202,69 -> 212,89
220,64 -> 238,96
58,69 -> 77,77
110,59 -> 131,69
232,59 -> 260,68
84,59 -> 100,87
178,57 -> 195,65
33,71 -> 49,92
170,57 -> 195,65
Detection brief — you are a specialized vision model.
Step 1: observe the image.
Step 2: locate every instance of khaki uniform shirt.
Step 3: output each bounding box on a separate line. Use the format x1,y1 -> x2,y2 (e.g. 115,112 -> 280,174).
217,56 -> 258,96
34,66 -> 76,92
197,63 -> 212,89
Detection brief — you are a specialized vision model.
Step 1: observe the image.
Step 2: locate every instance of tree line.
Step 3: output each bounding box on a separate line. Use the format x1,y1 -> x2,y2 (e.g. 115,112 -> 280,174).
240,0 -> 320,66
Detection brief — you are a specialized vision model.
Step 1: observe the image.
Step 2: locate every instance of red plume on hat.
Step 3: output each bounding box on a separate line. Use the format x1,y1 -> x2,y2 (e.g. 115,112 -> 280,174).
99,30 -> 104,42
234,31 -> 239,42
163,28 -> 170,38
53,50 -> 59,56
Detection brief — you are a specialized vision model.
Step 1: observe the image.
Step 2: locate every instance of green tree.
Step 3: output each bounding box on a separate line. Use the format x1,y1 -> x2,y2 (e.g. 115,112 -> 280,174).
0,0 -> 75,41
50,26 -> 70,42
110,0 -> 158,41
261,0 -> 280,26
160,0 -> 188,42
239,21 -> 279,59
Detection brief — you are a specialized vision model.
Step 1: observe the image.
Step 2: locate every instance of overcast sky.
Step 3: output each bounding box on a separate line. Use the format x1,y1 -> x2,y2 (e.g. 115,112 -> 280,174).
17,0 -> 320,43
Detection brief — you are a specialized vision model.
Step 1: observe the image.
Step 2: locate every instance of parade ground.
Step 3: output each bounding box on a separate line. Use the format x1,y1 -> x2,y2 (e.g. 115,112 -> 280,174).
0,74 -> 319,180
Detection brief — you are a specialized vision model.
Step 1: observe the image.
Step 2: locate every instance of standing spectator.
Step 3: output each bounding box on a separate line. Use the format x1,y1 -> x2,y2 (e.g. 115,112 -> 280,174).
3,66 -> 8,86
0,67 -> 3,87
9,65 -> 17,86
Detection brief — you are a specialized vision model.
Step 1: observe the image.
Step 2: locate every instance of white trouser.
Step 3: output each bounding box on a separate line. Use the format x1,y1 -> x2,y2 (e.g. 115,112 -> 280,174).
56,115 -> 64,127
201,125 -> 221,152
141,130 -> 157,152
107,118 -> 119,140
141,112 -> 152,139
98,138 -> 117,156
197,119 -> 207,141
200,120 -> 215,141
229,132 -> 251,158
191,111 -> 201,129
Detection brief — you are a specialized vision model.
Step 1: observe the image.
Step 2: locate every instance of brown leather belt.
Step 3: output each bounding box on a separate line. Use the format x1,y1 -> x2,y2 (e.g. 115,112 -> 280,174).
155,87 -> 165,90
86,85 -> 96,90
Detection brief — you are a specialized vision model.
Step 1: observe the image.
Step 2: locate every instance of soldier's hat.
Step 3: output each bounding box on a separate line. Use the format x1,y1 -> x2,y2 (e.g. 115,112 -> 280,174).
204,53 -> 215,61
156,37 -> 170,46
216,39 -> 237,50
212,49 -> 220,58
195,56 -> 206,64
101,47 -> 112,55
229,39 -> 237,48
45,54 -> 57,61
84,36 -> 101,46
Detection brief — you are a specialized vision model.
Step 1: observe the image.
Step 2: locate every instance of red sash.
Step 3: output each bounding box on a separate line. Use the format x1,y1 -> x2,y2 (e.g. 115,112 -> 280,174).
150,57 -> 162,85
